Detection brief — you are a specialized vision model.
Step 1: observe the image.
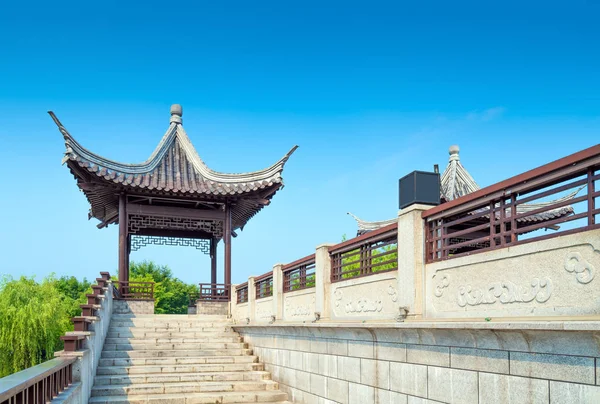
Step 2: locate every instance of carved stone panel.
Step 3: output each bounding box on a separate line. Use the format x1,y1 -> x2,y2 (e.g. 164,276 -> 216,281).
283,290 -> 316,322
426,230 -> 600,319
255,298 -> 274,323
330,272 -> 399,319
233,302 -> 249,323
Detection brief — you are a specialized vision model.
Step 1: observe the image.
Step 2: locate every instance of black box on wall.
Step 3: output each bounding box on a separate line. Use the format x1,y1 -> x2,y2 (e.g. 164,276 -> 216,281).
399,171 -> 440,210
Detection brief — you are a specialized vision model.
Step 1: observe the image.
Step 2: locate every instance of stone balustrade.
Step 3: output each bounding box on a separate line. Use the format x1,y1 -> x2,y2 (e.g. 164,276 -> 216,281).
231,201 -> 600,326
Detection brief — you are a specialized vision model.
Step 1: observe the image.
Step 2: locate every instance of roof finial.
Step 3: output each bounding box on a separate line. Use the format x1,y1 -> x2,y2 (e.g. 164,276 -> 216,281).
449,145 -> 460,161
170,104 -> 183,124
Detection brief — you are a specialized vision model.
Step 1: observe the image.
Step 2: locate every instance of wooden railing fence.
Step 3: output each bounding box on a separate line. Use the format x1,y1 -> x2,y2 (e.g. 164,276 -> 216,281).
423,144 -> 600,262
329,223 -> 399,282
283,254 -> 316,292
0,357 -> 76,404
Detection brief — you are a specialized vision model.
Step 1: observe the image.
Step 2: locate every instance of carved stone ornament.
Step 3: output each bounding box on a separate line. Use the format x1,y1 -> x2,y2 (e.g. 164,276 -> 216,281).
457,278 -> 553,307
256,306 -> 273,320
434,274 -> 450,297
387,285 -> 398,302
564,252 -> 595,284
334,289 -> 383,313
284,295 -> 315,317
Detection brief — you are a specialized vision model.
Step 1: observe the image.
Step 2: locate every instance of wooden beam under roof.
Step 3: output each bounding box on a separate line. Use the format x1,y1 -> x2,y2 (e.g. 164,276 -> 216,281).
126,203 -> 226,221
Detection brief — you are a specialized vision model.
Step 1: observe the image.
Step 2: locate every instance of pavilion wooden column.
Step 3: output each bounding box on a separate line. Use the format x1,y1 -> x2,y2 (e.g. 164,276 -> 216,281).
118,193 -> 129,286
224,203 -> 232,294
210,238 -> 218,286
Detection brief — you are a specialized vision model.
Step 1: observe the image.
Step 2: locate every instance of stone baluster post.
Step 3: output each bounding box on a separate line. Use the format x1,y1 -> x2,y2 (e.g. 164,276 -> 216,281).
248,276 -> 256,323
396,203 -> 430,320
230,284 -> 238,320
315,243 -> 334,321
272,264 -> 284,321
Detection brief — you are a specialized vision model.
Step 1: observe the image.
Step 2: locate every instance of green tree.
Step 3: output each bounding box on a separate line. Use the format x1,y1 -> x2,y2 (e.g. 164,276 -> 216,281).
128,261 -> 199,314
0,276 -> 75,377
55,276 -> 92,317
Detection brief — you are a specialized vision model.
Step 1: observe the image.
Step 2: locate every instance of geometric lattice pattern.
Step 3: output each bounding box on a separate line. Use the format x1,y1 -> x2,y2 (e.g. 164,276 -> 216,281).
130,235 -> 211,253
128,214 -> 223,239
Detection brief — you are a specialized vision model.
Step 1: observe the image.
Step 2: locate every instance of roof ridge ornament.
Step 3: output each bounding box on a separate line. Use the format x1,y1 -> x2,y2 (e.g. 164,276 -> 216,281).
170,104 -> 183,124
449,144 -> 460,161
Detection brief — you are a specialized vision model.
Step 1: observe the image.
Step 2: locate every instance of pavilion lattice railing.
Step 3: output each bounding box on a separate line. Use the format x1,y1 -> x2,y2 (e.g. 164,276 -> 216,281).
113,281 -> 154,300
283,254 -> 316,292
330,223 -> 399,282
0,357 -> 76,404
198,283 -> 230,302
236,283 -> 249,304
255,273 -> 274,299
423,144 -> 600,263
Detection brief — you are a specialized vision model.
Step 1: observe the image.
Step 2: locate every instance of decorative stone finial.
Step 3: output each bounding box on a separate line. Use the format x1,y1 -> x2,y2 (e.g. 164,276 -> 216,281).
449,145 -> 460,161
170,104 -> 182,124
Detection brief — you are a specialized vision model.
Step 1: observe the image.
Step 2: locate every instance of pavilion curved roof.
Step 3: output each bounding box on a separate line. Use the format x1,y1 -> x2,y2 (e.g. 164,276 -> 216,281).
49,105 -> 297,231
349,145 -> 579,232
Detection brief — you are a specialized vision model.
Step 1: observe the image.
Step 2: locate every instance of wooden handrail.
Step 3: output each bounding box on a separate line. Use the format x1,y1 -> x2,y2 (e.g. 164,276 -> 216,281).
113,281 -> 155,300
0,357 -> 76,402
253,271 -> 273,282
423,145 -> 600,263
198,283 -> 230,302
329,222 -> 398,254
282,254 -> 316,271
423,143 -> 600,220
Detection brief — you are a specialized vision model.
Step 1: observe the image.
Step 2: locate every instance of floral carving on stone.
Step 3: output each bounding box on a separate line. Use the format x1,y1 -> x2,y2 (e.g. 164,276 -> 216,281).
284,294 -> 315,317
457,278 -> 553,307
334,289 -> 343,308
334,288 -> 384,314
387,285 -> 398,302
255,305 -> 273,319
564,252 -> 595,284
434,274 -> 450,297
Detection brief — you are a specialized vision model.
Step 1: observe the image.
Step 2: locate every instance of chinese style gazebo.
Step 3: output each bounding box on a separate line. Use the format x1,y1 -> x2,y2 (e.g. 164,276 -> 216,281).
50,105 -> 296,299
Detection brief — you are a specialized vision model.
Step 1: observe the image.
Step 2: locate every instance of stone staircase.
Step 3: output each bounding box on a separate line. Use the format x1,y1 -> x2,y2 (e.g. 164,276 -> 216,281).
89,314 -> 290,403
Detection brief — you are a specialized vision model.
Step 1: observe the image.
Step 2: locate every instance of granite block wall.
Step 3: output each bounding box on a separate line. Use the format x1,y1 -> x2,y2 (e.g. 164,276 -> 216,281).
113,299 -> 154,315
237,325 -> 600,404
196,301 -> 229,316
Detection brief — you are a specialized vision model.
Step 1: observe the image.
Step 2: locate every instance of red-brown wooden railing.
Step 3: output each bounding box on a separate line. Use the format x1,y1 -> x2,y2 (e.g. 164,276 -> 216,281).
113,281 -> 154,300
329,223 -> 399,282
198,283 -> 230,302
0,357 -> 76,404
254,272 -> 274,299
283,254 -> 316,292
236,283 -> 249,304
423,144 -> 600,263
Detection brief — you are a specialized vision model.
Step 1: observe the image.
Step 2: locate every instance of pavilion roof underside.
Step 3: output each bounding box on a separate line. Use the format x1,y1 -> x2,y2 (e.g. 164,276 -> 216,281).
68,160 -> 280,231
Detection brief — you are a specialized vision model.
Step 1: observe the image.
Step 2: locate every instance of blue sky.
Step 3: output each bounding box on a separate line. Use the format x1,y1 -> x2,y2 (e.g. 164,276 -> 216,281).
0,1 -> 598,284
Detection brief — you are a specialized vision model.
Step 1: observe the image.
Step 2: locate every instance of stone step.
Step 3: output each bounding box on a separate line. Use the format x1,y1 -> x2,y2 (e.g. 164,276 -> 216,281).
104,336 -> 243,344
108,326 -> 233,333
101,348 -> 253,359
90,380 -> 279,396
97,363 -> 264,376
102,342 -> 248,351
88,390 -> 288,403
107,331 -> 238,338
111,314 -> 228,320
94,370 -> 272,385
110,321 -> 231,328
99,355 -> 259,367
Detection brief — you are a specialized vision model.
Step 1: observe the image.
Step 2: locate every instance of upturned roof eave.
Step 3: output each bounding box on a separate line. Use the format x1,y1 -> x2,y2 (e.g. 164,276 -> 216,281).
49,111 -> 298,187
